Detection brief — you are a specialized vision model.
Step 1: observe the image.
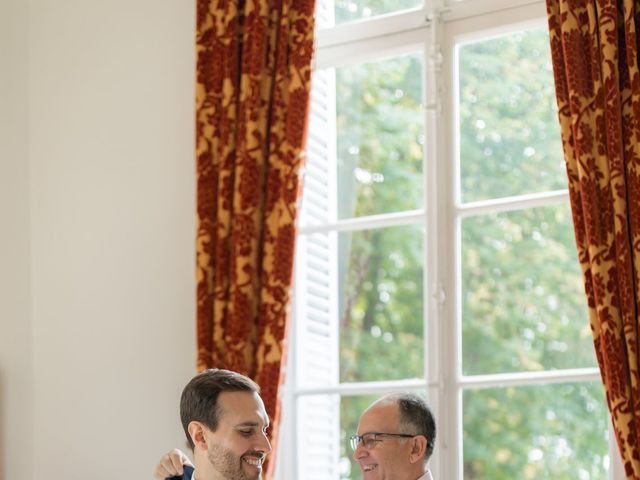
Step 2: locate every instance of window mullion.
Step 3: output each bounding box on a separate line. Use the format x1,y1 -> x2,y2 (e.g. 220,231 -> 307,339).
440,13 -> 464,480
456,189 -> 569,218
424,9 -> 456,480
299,209 -> 426,235
460,367 -> 601,389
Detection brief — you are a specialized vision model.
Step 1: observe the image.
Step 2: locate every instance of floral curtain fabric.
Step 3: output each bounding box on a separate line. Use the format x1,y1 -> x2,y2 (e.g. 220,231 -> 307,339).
195,0 -> 315,471
547,0 -> 640,475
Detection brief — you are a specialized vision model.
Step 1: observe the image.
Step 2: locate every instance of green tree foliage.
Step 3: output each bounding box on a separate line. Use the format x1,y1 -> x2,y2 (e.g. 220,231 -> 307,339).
336,54 -> 423,220
337,54 -> 425,384
330,26 -> 609,480
458,29 -> 608,480
461,205 -> 595,375
458,29 -> 567,202
463,383 -> 608,480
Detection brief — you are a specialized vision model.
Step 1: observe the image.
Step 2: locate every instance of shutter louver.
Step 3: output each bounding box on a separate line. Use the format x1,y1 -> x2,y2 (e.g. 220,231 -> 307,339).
293,63 -> 340,479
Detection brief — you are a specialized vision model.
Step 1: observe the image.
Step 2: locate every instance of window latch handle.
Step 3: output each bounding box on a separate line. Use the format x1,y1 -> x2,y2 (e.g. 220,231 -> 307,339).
432,283 -> 446,310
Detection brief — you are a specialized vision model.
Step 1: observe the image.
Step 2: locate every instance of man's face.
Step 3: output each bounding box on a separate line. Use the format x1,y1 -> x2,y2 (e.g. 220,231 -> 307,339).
204,391 -> 271,480
352,400 -> 418,480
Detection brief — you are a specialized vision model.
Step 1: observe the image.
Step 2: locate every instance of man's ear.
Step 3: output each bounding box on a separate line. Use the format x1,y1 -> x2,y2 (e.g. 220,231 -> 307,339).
408,435 -> 427,464
188,421 -> 208,451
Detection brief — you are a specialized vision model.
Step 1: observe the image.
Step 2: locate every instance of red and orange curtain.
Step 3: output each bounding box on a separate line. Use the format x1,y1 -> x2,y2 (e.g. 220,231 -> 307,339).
547,0 -> 640,476
195,0 -> 315,471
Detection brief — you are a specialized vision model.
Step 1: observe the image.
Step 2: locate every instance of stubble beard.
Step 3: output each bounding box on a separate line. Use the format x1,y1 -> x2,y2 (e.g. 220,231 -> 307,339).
206,444 -> 260,480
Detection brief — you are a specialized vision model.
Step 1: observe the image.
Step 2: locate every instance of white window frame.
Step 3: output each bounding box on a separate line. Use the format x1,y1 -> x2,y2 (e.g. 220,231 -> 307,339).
277,0 -> 626,478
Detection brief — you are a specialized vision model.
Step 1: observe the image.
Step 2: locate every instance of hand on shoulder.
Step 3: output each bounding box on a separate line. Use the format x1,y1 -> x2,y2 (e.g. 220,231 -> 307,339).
153,448 -> 193,480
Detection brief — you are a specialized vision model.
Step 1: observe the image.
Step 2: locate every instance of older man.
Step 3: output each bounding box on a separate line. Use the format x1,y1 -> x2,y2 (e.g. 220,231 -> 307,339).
153,369 -> 272,480
155,391 -> 435,480
351,393 -> 436,480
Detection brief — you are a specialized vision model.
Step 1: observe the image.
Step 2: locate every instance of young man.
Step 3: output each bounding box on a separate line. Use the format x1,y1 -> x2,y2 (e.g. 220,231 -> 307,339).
156,391 -> 436,480
153,369 -> 272,480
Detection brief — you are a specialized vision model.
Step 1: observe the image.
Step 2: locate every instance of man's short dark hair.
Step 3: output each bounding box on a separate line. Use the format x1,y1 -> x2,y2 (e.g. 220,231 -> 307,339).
180,368 -> 260,449
392,393 -> 437,460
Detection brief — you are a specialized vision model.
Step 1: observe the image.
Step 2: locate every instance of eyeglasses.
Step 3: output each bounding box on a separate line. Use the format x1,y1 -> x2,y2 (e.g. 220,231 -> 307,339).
349,432 -> 418,451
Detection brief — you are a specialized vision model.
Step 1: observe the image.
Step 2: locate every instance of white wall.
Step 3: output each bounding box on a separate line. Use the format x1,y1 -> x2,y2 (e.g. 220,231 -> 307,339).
0,0 -> 33,478
27,0 -> 197,478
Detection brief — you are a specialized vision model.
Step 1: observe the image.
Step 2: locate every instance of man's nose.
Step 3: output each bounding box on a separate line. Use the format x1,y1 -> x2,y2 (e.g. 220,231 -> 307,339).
259,431 -> 272,454
352,442 -> 367,461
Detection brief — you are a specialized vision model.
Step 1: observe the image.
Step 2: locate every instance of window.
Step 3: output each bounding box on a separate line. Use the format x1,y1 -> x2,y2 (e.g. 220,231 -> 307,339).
278,0 -> 622,478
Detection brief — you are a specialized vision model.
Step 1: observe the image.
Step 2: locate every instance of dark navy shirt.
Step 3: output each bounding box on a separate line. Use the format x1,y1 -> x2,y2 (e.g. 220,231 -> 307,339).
167,465 -> 194,480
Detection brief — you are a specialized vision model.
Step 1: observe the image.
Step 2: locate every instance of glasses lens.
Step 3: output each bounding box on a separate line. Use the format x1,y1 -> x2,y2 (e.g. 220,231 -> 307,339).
350,435 -> 359,450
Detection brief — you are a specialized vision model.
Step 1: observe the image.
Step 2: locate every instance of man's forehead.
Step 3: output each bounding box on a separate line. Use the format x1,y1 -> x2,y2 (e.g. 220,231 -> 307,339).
357,400 -> 399,432
217,390 -> 270,425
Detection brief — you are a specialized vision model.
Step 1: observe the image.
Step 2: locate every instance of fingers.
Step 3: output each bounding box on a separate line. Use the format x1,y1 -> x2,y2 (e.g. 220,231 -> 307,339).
153,463 -> 175,480
153,448 -> 192,479
174,448 -> 194,468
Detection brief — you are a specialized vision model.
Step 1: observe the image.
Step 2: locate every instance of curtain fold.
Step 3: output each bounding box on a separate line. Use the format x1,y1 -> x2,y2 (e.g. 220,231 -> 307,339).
546,0 -> 640,476
195,0 -> 315,472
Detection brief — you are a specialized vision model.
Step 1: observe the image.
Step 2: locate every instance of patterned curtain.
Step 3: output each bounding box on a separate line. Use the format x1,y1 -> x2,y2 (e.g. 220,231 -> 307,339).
546,0 -> 640,476
195,0 -> 315,473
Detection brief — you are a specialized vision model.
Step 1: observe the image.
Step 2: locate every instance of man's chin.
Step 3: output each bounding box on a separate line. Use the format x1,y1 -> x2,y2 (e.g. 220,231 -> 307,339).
360,463 -> 380,479
241,459 -> 263,479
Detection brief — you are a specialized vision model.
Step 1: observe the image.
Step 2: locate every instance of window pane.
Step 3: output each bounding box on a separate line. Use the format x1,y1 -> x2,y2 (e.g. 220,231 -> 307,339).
336,54 -> 424,219
461,204 -> 596,375
317,0 -> 422,27
458,27 -> 565,202
463,382 -> 609,479
339,225 -> 424,382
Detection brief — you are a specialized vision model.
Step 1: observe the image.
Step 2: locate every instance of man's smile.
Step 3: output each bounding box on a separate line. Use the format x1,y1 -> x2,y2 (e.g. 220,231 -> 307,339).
361,463 -> 378,472
242,455 -> 264,468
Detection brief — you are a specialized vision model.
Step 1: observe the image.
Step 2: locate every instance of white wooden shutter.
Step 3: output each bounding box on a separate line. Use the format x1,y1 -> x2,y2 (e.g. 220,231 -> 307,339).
292,63 -> 341,479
